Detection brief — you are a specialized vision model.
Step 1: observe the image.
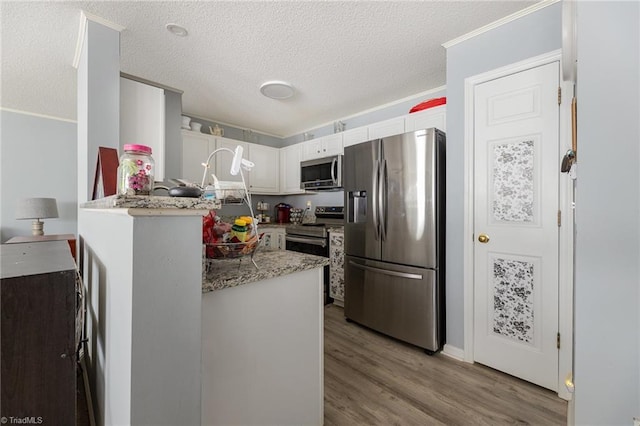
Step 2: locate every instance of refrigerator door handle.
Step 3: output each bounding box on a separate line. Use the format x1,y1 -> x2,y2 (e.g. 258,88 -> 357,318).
380,159 -> 388,241
372,159 -> 380,240
348,260 -> 423,280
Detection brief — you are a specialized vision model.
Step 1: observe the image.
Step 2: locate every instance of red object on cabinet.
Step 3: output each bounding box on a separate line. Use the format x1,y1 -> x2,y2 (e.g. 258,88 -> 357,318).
409,97 -> 447,113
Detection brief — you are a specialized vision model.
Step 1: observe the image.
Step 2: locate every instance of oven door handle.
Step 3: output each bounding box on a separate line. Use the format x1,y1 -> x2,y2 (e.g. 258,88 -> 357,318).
285,235 -> 327,248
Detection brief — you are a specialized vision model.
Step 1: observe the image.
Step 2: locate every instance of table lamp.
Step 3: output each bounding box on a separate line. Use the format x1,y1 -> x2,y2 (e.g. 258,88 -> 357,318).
15,197 -> 59,236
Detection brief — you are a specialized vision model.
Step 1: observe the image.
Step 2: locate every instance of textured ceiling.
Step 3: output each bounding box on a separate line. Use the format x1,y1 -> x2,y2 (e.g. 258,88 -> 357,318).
1,1 -> 537,137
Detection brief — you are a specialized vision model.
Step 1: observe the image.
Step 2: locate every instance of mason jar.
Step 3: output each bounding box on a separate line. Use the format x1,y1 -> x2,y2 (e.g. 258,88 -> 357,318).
117,144 -> 155,196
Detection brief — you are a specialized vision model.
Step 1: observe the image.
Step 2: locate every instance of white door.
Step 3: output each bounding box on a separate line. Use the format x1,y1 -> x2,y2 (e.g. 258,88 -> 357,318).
473,61 -> 559,391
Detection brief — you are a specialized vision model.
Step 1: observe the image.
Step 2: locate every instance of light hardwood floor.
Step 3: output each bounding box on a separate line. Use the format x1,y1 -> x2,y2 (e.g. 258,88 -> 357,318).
324,304 -> 567,425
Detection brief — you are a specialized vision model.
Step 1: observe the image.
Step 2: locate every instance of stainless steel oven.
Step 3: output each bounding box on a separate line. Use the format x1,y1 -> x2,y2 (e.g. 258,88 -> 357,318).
285,206 -> 344,305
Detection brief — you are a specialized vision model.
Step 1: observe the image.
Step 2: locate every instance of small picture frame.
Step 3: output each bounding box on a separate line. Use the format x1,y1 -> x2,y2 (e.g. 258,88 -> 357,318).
92,147 -> 119,200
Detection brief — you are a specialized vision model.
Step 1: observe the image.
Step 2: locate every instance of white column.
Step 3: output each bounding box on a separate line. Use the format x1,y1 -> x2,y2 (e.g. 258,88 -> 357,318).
79,209 -> 203,426
77,18 -> 121,204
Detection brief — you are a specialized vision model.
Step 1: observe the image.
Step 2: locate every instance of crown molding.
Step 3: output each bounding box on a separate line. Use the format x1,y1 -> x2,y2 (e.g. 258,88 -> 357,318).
73,10 -> 125,69
442,0 -> 560,49
1,107 -> 77,123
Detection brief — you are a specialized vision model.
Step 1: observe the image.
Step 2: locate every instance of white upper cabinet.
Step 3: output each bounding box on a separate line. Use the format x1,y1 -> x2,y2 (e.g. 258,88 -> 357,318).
280,143 -> 305,194
180,106 -> 445,194
181,130 -> 215,184
120,78 -> 166,180
367,116 -> 405,140
342,127 -> 369,148
404,105 -> 446,133
214,137 -> 249,183
247,143 -> 280,194
302,134 -> 343,160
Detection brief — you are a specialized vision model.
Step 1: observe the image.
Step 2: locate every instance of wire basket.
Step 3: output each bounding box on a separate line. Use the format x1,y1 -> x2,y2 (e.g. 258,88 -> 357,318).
204,234 -> 263,259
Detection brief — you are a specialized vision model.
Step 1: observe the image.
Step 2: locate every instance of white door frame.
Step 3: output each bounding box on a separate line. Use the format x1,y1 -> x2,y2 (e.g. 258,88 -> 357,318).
463,49 -> 574,400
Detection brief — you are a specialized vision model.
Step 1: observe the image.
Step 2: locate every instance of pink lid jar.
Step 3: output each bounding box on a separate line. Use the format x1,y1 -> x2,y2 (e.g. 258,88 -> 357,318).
117,144 -> 155,196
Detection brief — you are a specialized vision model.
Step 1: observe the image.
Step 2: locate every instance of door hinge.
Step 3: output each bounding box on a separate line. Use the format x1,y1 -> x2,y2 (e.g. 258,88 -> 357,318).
557,210 -> 562,227
557,332 -> 561,349
558,87 -> 562,105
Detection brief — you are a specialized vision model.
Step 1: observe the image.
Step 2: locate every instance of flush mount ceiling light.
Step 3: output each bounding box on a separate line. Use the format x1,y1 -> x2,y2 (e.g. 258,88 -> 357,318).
166,23 -> 188,37
260,81 -> 295,100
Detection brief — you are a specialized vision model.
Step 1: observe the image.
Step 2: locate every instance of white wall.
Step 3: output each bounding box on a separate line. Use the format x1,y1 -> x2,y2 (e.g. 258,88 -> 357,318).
444,2 -> 561,349
0,110 -> 77,242
573,2 -> 640,424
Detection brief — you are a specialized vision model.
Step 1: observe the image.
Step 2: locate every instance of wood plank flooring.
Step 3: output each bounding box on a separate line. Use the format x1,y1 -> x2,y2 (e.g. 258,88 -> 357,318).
324,304 -> 567,426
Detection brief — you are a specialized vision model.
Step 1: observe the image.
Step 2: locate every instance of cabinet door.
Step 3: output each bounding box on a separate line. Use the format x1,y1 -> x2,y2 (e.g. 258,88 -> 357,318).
215,138 -> 249,183
404,105 -> 446,132
280,144 -> 305,194
321,134 -> 343,156
342,127 -> 369,148
367,116 -> 406,139
182,130 -> 215,184
260,230 -> 275,249
276,231 -> 286,251
302,134 -> 344,160
120,78 -> 166,180
248,144 -> 279,194
302,139 -> 324,160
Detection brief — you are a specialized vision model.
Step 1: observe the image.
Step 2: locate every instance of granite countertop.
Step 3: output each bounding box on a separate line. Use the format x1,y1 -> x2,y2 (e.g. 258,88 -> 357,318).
202,250 -> 329,293
81,194 -> 221,211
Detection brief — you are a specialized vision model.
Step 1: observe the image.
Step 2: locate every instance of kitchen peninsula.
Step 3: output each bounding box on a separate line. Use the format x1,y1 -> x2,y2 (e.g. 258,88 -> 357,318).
79,195 -> 327,426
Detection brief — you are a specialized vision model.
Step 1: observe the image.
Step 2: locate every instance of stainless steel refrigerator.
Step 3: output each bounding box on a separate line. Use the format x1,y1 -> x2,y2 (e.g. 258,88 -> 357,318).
344,128 -> 445,353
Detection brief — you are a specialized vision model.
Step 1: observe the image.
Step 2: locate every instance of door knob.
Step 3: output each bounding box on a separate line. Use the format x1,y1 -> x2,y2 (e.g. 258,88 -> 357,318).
478,233 -> 490,243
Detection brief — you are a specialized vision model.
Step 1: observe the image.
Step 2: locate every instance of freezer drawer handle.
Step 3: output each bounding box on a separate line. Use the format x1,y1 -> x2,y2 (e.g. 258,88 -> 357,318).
348,260 -> 423,280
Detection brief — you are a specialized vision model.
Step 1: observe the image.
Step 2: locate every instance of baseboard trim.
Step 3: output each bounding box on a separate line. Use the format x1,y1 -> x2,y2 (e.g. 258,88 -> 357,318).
442,344 -> 465,362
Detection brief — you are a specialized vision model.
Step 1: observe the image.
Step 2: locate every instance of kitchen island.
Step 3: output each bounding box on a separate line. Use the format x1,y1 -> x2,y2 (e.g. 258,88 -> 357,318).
78,195 -> 326,426
202,250 -> 327,425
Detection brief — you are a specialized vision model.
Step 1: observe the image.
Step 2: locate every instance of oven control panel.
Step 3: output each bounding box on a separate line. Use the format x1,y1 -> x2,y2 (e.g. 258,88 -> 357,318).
315,206 -> 344,218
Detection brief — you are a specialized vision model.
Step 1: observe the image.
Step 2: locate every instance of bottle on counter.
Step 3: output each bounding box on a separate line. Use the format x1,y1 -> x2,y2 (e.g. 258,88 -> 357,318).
231,219 -> 248,242
117,144 -> 155,196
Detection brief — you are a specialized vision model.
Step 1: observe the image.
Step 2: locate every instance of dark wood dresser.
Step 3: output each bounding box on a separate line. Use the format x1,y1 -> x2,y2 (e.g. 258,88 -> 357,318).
1,240 -> 78,424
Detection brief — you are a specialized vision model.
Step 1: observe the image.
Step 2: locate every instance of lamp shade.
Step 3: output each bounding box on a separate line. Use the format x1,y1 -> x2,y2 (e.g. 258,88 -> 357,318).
15,198 -> 59,220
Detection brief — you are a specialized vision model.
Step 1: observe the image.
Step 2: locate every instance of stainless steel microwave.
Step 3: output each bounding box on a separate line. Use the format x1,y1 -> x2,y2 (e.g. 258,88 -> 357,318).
300,154 -> 343,191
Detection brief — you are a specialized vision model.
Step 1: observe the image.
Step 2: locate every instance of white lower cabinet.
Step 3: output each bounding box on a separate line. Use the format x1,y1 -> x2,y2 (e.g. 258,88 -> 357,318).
329,230 -> 345,306
260,226 -> 286,251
